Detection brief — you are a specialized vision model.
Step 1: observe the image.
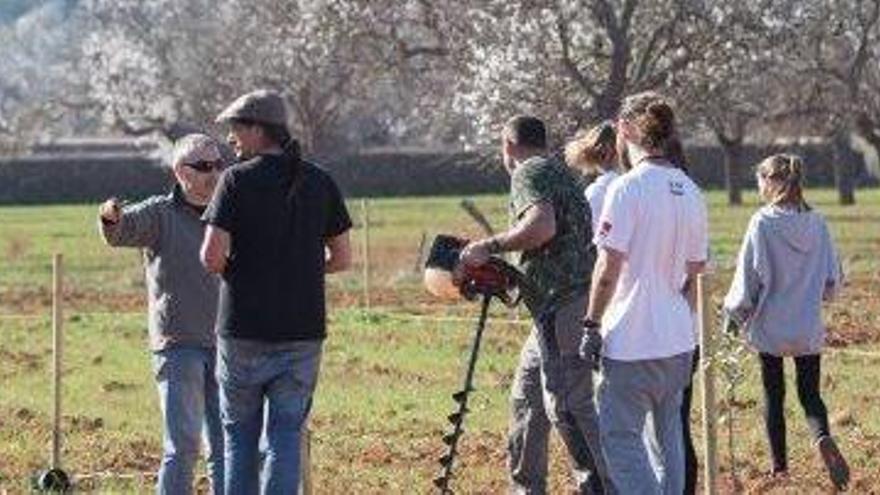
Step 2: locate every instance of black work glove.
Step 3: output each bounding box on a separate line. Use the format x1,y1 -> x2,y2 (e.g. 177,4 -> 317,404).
580,319 -> 603,370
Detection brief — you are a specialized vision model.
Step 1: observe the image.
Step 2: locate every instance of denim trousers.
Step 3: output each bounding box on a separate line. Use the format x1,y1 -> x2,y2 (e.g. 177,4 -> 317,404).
152,345 -> 224,495
217,338 -> 322,495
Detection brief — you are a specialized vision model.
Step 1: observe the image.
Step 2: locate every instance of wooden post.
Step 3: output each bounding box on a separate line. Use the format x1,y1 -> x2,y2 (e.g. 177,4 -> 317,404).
299,428 -> 312,495
51,253 -> 64,470
697,273 -> 718,495
413,231 -> 428,274
361,199 -> 371,310
459,199 -> 495,236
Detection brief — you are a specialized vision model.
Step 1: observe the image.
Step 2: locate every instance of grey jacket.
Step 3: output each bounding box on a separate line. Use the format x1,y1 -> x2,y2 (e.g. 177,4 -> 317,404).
723,205 -> 842,356
99,186 -> 218,351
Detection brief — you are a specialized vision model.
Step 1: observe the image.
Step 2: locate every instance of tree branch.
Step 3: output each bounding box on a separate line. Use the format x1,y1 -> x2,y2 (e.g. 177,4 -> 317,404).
632,18 -> 676,83
555,12 -> 599,98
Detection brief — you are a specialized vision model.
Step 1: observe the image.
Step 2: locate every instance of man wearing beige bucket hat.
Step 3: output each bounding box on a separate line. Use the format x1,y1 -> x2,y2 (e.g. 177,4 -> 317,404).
201,89 -> 352,494
98,133 -> 227,494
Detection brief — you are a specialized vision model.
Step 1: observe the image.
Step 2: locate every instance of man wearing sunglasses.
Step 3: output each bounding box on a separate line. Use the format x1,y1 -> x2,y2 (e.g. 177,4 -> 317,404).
97,133 -> 226,495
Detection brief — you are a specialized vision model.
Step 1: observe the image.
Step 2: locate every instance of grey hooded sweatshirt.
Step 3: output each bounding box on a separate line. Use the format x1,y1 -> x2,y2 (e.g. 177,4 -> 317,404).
723,205 -> 841,356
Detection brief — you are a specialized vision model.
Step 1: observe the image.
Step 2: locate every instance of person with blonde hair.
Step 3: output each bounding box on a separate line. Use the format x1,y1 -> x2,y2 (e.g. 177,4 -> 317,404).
565,120 -> 620,235
583,91 -> 708,494
723,154 -> 849,490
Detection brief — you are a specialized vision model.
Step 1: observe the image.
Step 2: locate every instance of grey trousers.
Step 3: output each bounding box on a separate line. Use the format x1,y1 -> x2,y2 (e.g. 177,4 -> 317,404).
508,295 -> 612,494
597,351 -> 694,495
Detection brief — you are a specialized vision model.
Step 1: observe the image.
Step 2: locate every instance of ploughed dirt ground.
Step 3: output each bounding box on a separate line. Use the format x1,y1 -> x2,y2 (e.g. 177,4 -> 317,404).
2,274 -> 878,493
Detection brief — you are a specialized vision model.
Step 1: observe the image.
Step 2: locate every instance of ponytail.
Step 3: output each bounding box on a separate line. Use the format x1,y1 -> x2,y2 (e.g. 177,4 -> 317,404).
281,137 -> 304,203
756,153 -> 811,211
260,123 -> 303,203
230,118 -> 304,203
564,120 -> 616,172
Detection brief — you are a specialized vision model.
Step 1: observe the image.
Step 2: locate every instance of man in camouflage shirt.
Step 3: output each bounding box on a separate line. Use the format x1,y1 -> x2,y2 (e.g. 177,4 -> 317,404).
461,116 -> 612,494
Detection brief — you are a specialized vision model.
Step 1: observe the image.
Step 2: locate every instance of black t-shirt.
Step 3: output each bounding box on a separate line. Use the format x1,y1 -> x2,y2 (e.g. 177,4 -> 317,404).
203,154 -> 352,342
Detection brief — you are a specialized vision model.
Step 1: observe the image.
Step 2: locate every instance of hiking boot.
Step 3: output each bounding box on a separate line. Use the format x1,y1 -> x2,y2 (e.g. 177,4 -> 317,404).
817,436 -> 850,491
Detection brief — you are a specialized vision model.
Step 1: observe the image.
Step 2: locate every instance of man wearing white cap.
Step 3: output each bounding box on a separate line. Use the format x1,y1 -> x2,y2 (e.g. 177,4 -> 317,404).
98,133 -> 226,495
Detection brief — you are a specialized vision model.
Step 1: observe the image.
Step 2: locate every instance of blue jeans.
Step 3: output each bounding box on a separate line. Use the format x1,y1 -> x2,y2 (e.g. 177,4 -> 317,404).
152,346 -> 224,495
217,339 -> 322,495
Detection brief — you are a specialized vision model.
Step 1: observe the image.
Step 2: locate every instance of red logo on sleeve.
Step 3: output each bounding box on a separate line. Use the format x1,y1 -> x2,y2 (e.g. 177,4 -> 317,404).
600,221 -> 612,237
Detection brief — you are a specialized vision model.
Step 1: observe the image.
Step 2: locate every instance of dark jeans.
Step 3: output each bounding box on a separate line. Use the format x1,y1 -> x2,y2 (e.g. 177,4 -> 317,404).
680,347 -> 699,495
759,353 -> 830,471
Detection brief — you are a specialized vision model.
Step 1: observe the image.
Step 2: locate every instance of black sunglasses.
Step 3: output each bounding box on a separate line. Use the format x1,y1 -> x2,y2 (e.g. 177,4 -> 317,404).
184,160 -> 222,172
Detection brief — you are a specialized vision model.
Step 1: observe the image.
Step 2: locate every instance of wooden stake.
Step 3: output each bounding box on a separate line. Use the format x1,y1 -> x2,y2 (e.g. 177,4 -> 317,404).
459,199 -> 495,236
52,253 -> 63,470
413,231 -> 428,274
299,427 -> 312,495
697,273 -> 718,495
361,199 -> 371,310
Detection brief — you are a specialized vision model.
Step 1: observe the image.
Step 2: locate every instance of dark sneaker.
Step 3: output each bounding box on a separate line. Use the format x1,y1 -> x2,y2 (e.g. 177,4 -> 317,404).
817,436 -> 850,491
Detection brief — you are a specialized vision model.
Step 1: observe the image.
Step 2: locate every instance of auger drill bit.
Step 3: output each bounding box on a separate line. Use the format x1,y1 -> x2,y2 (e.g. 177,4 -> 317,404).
434,294 -> 492,494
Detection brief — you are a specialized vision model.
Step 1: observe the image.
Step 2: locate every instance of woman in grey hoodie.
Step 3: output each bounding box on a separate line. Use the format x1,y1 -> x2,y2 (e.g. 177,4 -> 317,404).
723,154 -> 849,490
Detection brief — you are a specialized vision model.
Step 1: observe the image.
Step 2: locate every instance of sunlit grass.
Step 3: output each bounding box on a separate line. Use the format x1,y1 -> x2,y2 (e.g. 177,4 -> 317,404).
0,188 -> 878,492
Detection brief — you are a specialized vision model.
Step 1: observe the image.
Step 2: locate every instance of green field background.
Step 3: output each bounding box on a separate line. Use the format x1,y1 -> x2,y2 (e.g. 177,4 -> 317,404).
1,189 -> 878,493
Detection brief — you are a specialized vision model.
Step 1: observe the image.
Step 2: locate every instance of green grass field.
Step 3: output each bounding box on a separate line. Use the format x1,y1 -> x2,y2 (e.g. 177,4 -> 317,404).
1,189 -> 879,493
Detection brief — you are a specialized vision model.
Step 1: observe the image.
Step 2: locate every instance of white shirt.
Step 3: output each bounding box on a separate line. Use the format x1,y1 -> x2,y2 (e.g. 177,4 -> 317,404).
584,169 -> 620,235
594,160 -> 708,361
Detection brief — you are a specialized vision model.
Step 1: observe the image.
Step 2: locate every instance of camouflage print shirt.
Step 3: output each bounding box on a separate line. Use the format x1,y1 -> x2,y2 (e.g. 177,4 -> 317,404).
509,155 -> 594,315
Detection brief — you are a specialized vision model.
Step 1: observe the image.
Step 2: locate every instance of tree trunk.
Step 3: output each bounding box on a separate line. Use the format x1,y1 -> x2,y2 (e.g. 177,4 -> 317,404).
716,131 -> 744,206
854,114 -> 880,178
858,131 -> 880,171
831,130 -> 857,205
722,142 -> 743,205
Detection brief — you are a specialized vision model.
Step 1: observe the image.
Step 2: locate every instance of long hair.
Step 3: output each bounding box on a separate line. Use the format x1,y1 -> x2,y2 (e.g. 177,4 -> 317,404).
262,123 -> 304,202
233,118 -> 303,202
564,120 -> 616,173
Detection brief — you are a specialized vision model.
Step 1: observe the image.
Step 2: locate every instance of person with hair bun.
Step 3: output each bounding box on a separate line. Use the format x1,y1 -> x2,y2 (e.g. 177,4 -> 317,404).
201,90 -> 353,494
565,121 -> 620,235
582,91 -> 708,494
723,154 -> 849,490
